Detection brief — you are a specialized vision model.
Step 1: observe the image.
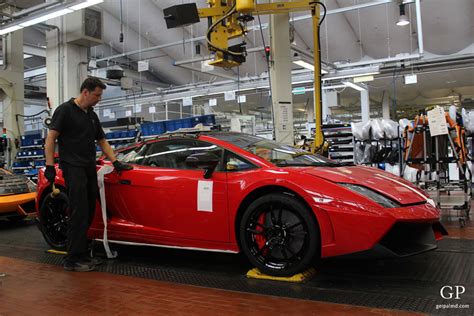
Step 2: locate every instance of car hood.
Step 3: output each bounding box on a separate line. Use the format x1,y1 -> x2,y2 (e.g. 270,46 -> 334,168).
301,165 -> 429,205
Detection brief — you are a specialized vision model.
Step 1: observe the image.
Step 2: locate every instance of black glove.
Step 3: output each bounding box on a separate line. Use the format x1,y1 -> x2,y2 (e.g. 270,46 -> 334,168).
113,160 -> 133,172
45,165 -> 56,184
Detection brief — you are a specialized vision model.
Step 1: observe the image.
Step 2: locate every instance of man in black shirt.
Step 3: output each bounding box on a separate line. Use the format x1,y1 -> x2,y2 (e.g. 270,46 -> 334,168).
44,77 -> 132,272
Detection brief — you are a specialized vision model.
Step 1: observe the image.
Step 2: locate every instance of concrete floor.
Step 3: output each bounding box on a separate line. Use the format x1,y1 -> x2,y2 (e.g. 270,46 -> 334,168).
0,210 -> 472,315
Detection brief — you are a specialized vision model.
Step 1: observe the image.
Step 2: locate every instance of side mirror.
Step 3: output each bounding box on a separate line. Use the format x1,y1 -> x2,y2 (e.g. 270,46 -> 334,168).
185,152 -> 220,179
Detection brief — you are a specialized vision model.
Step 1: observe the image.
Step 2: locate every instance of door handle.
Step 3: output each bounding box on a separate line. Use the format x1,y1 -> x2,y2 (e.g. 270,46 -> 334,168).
119,179 -> 131,185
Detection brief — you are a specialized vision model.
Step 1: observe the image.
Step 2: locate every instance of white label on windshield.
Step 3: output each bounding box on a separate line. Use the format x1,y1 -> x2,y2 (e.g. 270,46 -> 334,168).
197,180 -> 213,212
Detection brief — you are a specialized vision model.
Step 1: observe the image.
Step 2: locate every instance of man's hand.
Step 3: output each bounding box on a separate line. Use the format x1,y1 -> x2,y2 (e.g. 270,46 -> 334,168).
44,165 -> 56,184
113,160 -> 133,172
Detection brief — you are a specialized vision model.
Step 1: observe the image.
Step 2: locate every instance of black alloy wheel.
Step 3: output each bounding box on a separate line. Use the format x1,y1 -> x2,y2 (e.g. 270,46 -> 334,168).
38,192 -> 69,250
239,193 -> 319,277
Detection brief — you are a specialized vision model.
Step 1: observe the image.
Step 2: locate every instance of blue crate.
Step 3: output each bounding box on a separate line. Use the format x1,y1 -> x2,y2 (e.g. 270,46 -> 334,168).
141,124 -> 151,136
200,114 -> 215,125
190,116 -> 201,127
153,122 -> 165,135
35,160 -> 46,167
165,120 -> 177,132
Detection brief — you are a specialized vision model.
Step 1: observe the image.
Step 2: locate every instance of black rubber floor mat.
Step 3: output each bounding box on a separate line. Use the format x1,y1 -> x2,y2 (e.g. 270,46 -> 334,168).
0,222 -> 473,315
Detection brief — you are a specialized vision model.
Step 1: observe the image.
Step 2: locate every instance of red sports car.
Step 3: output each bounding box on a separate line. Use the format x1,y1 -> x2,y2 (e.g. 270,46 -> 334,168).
36,131 -> 447,276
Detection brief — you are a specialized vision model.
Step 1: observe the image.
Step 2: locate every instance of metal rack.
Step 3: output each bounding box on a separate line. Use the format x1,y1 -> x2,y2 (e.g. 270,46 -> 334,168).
353,136 -> 403,175
323,124 -> 354,163
402,122 -> 472,227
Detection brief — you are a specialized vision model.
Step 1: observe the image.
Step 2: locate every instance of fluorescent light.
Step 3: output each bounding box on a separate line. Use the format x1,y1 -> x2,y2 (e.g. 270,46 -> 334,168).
294,60 -> 314,71
322,68 -> 380,81
0,1 -> 103,36
292,80 -> 313,85
293,60 -> 328,74
353,75 -> 374,83
343,81 -> 367,92
0,25 -> 23,35
322,84 -> 346,90
19,9 -> 74,27
70,0 -> 104,11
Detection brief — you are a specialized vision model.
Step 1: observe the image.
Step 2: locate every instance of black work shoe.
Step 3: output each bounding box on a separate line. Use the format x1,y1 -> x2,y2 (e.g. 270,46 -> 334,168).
64,261 -> 95,272
86,256 -> 103,266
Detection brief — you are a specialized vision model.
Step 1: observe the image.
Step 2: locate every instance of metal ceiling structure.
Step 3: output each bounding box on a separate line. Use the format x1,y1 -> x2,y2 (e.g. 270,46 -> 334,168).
1,0 -> 473,119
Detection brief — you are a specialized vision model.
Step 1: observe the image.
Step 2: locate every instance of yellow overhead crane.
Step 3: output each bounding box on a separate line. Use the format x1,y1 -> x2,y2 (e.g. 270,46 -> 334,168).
164,1 -> 326,153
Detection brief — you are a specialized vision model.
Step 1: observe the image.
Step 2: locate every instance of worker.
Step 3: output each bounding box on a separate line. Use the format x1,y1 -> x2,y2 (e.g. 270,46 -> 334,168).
44,77 -> 132,272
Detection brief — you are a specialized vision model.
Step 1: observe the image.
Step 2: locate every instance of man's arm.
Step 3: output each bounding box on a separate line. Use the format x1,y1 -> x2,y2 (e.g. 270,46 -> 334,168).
97,138 -> 117,162
97,138 -> 133,171
45,130 -> 60,166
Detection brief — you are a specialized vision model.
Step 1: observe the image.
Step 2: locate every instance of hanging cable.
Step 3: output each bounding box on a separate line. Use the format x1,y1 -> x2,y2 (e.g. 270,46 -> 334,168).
257,13 -> 275,139
119,0 -> 124,42
206,4 -> 244,56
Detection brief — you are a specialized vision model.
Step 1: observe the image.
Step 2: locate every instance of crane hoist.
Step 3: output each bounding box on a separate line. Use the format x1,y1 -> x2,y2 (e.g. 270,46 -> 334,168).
164,0 -> 326,153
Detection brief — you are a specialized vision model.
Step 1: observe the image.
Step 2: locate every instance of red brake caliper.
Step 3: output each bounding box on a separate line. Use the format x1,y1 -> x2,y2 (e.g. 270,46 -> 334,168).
255,212 -> 268,254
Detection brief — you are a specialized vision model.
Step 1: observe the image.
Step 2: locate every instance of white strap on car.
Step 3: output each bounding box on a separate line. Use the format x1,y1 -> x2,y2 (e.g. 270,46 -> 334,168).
97,165 -> 118,259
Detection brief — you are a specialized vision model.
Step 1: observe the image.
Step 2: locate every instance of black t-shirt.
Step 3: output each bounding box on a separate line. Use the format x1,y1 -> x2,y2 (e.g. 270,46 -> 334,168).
49,98 -> 105,167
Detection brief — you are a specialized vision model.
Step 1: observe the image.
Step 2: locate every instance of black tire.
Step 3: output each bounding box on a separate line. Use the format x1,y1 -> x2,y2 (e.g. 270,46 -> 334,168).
38,192 -> 70,250
239,193 -> 319,277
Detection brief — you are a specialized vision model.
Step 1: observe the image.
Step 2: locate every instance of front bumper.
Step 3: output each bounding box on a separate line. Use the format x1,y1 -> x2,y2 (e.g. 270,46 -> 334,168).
335,221 -> 448,259
318,201 -> 443,258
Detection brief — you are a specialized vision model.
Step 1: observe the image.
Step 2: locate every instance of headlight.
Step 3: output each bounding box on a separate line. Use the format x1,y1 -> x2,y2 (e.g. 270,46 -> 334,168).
27,179 -> 36,192
338,183 -> 398,208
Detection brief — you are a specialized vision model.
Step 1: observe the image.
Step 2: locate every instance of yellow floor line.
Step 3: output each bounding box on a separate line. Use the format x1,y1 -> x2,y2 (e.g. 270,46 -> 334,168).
46,249 -> 67,255
246,267 -> 316,282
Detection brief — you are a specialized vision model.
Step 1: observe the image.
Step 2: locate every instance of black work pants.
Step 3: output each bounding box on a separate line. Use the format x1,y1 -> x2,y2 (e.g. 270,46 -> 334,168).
61,162 -> 98,263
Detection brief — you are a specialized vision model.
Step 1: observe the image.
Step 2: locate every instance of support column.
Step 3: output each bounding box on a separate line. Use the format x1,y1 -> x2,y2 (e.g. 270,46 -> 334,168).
361,89 -> 370,122
269,12 -> 294,145
382,91 -> 390,119
46,17 -> 88,111
0,29 -> 25,166
322,90 -> 337,122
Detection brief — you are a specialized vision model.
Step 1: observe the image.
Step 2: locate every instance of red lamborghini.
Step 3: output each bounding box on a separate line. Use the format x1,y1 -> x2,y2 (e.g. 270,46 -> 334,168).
36,131 -> 447,276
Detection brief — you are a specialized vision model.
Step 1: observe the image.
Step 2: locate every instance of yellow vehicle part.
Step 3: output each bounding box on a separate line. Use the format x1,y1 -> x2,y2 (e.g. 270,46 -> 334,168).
0,192 -> 36,215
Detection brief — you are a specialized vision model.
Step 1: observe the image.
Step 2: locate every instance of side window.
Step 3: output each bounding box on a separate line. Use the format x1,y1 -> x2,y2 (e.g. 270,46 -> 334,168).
105,144 -> 145,163
141,139 -> 224,170
225,151 -> 257,172
119,144 -> 149,165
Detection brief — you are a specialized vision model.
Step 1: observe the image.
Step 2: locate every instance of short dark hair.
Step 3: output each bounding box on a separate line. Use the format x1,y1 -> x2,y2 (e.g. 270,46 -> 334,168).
80,77 -> 106,93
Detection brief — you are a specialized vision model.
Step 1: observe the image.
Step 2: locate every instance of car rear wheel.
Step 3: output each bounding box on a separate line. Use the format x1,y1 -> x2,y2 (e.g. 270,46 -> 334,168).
38,192 -> 69,250
239,193 -> 319,277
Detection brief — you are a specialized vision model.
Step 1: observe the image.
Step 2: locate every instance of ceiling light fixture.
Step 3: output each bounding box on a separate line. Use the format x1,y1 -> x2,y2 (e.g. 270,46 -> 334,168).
293,55 -> 328,74
342,81 -> 367,92
0,0 -> 103,36
353,75 -> 374,83
396,4 -> 410,26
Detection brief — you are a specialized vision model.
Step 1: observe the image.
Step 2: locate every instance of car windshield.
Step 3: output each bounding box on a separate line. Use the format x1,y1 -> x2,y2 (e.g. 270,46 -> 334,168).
211,133 -> 347,167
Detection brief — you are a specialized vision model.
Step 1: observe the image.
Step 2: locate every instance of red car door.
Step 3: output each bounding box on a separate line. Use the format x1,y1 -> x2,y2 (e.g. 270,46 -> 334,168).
109,139 -> 230,243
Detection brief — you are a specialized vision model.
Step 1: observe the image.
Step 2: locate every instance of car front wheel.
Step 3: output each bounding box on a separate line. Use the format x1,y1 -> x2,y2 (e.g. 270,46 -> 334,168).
38,191 -> 69,250
239,193 -> 319,277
